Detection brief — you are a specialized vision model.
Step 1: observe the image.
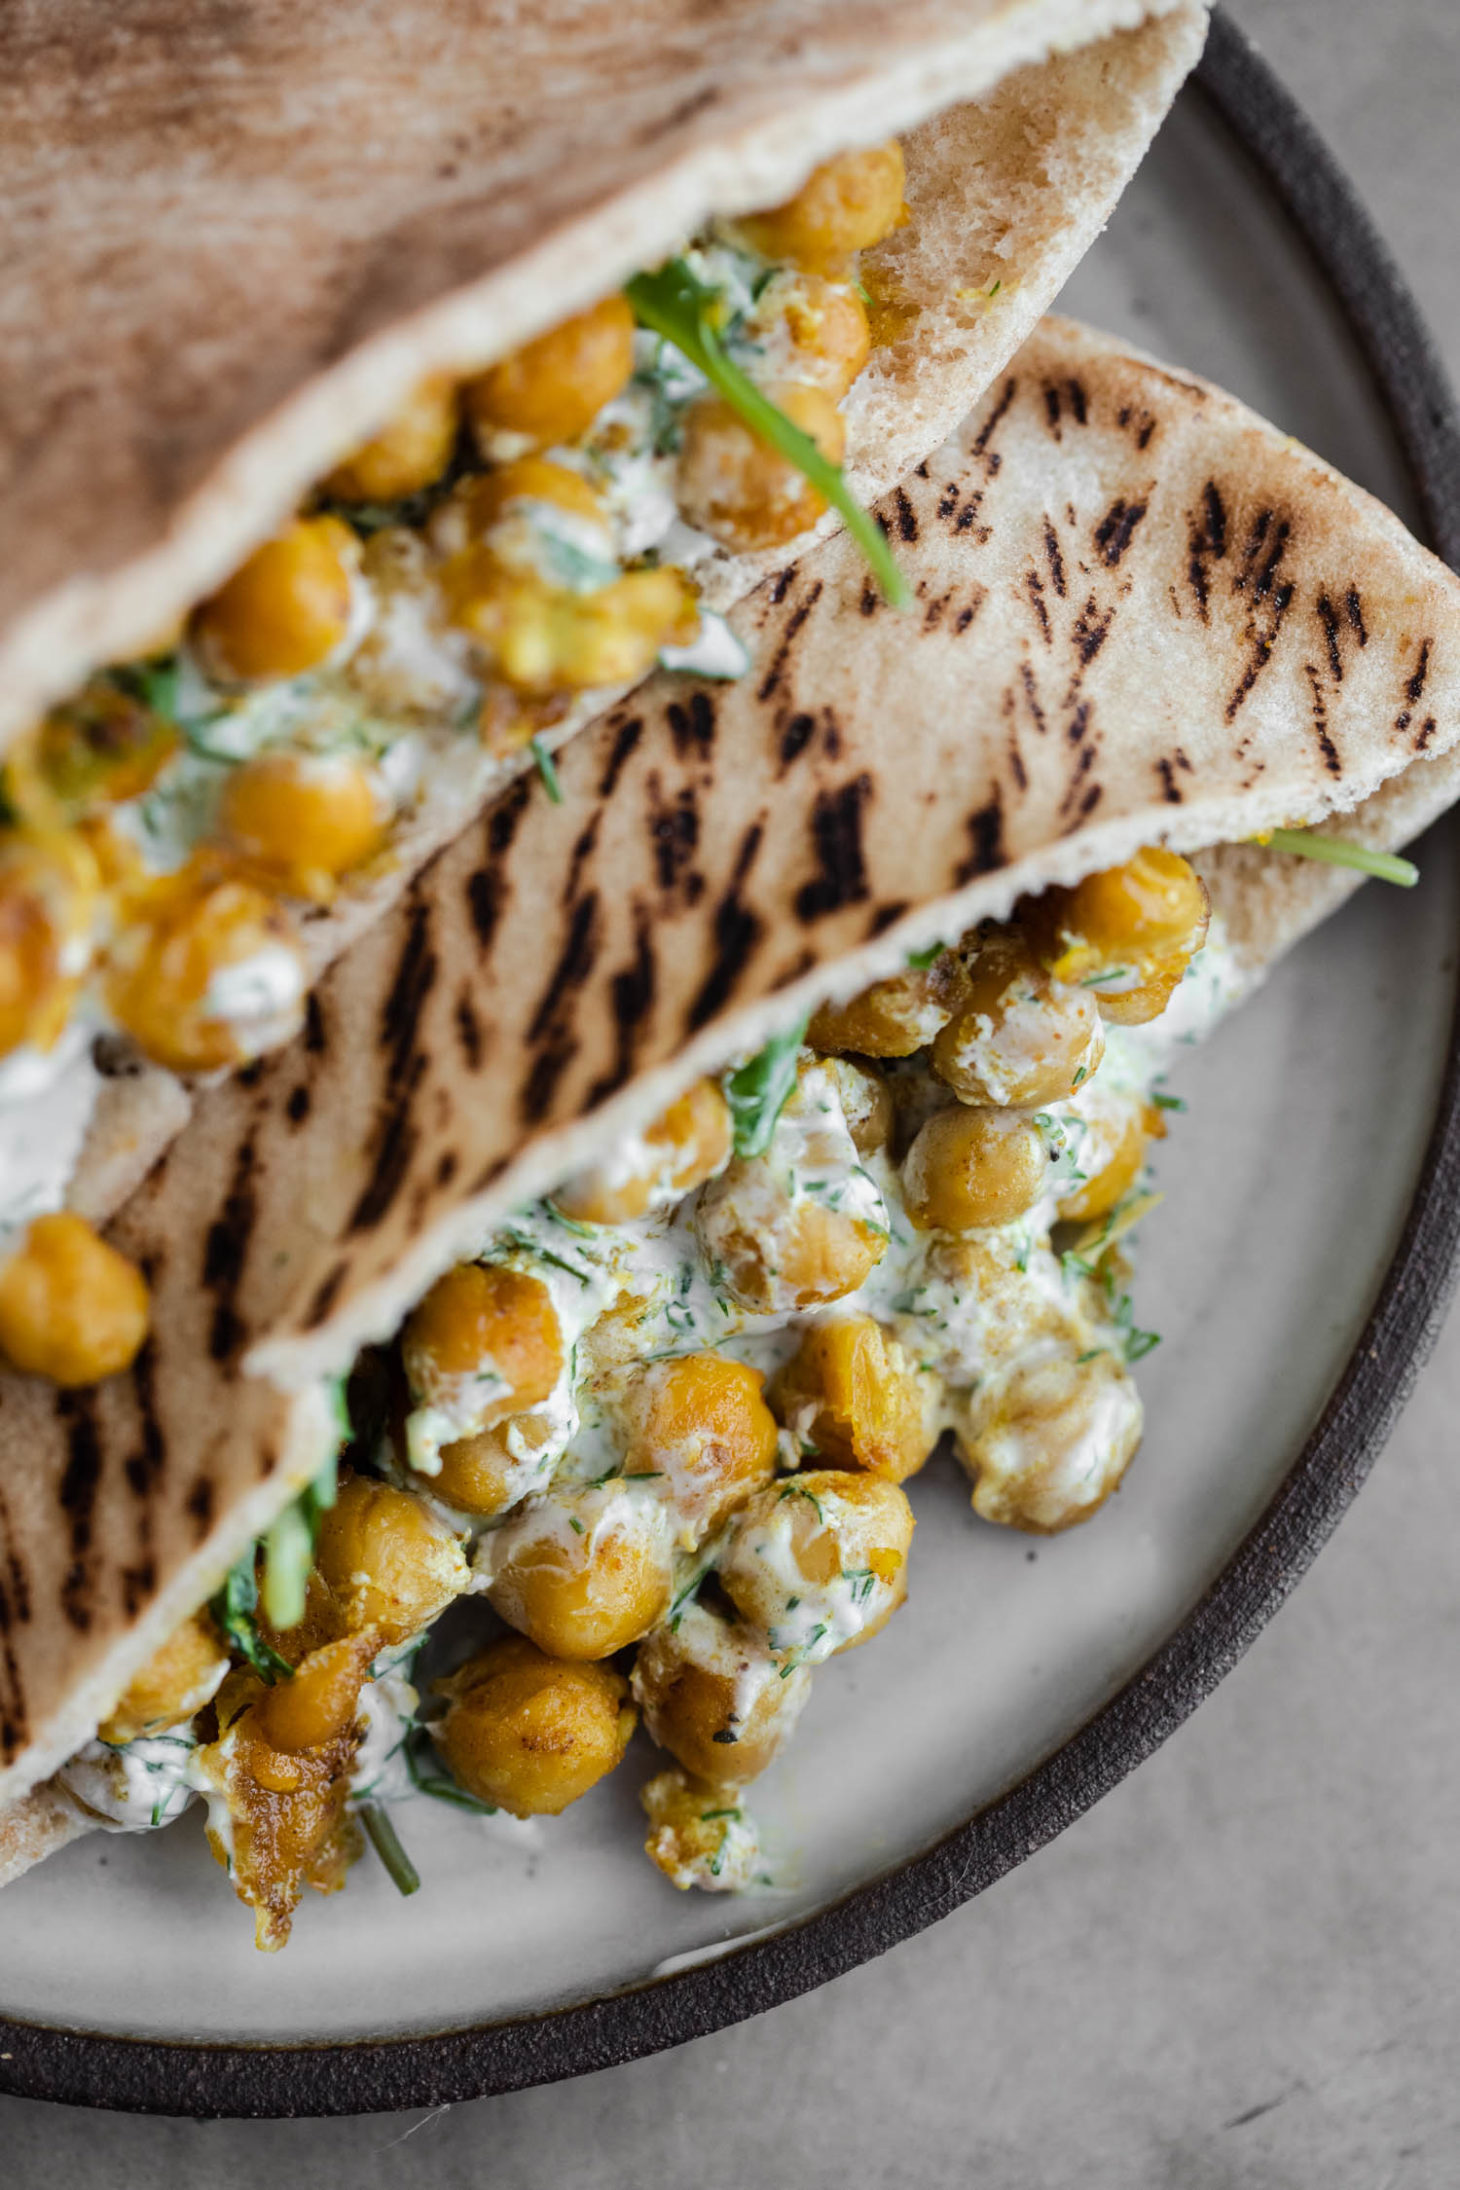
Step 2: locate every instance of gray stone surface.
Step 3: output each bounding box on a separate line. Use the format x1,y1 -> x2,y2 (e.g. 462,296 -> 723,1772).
5,1 -> 1459,2178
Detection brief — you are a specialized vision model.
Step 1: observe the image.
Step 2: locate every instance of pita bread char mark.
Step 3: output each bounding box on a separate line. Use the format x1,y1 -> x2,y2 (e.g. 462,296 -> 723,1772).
7,308 -> 1460,1816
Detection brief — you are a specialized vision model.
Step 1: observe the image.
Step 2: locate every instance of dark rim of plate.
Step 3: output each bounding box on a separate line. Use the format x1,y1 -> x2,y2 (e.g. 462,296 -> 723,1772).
6,7 -> 1460,2119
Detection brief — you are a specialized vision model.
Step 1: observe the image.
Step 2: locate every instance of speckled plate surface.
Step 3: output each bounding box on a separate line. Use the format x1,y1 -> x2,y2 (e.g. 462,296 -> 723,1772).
3,12 -> 1459,2118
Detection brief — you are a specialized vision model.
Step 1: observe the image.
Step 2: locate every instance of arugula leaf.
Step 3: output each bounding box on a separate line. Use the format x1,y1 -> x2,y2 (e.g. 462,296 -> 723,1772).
626,261 -> 911,607
1254,828 -> 1418,888
724,1016 -> 808,1158
209,1552 -> 292,1684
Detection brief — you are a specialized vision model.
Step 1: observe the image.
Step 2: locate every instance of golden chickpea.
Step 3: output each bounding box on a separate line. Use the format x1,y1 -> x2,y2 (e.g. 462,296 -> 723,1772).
641,1767 -> 761,1892
619,1353 -> 778,1546
553,1078 -> 733,1225
97,1613 -> 229,1744
192,516 -> 358,683
0,832 -> 100,1059
432,1635 -> 635,1815
697,1167 -> 885,1314
450,454 -> 606,540
1056,1103 -> 1162,1225
32,682 -> 182,815
253,1632 -> 377,1755
770,1316 -> 937,1483
464,295 -> 635,456
104,855 -> 307,1072
903,1106 -> 1048,1233
0,1213 -> 149,1385
932,930 -> 1104,1108
1026,848 -> 1210,1022
432,1410 -> 559,1519
675,382 -> 846,554
1094,957 -> 1189,1028
957,1346 -> 1144,1533
631,1601 -> 810,1788
742,271 -> 871,398
739,142 -> 907,269
718,1469 -> 914,1665
822,1056 -> 892,1158
402,1262 -> 562,1424
448,560 -> 696,695
809,949 -> 969,1059
313,1476 -> 468,1645
216,751 -> 389,901
481,1481 -> 674,1659
320,375 -> 460,503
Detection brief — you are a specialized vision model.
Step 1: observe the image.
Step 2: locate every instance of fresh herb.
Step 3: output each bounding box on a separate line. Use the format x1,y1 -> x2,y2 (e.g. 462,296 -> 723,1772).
209,1552 -> 292,1684
724,1016 -> 809,1158
777,1481 -> 825,1522
1151,1091 -> 1186,1112
260,1450 -> 340,1632
1079,966 -> 1130,988
115,657 -> 183,721
531,736 -> 564,804
568,1515 -> 586,1537
1123,1324 -> 1162,1363
1072,1063 -> 1089,1088
626,259 -> 911,607
359,1802 -> 421,1897
905,942 -> 947,971
1254,828 -> 1418,888
778,1621 -> 828,1676
700,1806 -> 742,1822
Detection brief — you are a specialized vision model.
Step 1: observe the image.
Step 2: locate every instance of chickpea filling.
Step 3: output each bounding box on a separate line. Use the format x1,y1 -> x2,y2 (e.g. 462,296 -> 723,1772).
56,848 -> 1244,1943
0,145 -> 912,1381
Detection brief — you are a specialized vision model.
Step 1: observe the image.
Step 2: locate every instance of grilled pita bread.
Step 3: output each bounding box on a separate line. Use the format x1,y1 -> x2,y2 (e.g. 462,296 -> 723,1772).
5,310 -> 1459,1837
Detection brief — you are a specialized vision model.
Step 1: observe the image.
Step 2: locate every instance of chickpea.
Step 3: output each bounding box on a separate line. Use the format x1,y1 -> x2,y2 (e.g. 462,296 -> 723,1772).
192,516 -> 358,683
770,1316 -> 937,1484
448,559 -> 696,695
932,930 -> 1104,1108
822,1056 -> 892,1158
718,1469 -> 914,1666
741,271 -> 871,398
447,453 -> 606,544
313,1476 -> 468,1645
432,1635 -> 635,1815
97,1613 -> 229,1744
739,142 -> 907,269
631,1601 -> 810,1788
619,1354 -> 778,1547
216,751 -> 389,901
32,681 -> 182,815
402,1262 -> 562,1427
553,1078 -> 733,1225
1094,957 -> 1189,1029
1026,849 -> 1210,1024
1056,1102 -> 1162,1225
253,1632 -> 376,1755
675,382 -> 846,554
320,375 -> 460,503
697,1165 -> 885,1313
432,1409 -> 560,1519
0,832 -> 100,1059
809,949 -> 969,1060
903,1107 -> 1048,1233
464,294 -> 636,455
956,1344 -> 1144,1533
481,1481 -> 674,1659
104,855 -> 308,1072
0,1213 -> 149,1385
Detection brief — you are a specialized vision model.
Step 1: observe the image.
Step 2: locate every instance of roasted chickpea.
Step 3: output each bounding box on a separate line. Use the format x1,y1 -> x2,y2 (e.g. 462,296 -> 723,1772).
104,856 -> 308,1072
739,142 -> 907,269
770,1316 -> 937,1484
741,271 -> 872,398
697,1164 -> 885,1314
97,1613 -> 229,1744
719,1469 -> 914,1666
956,1345 -> 1144,1533
464,294 -> 636,456
432,1635 -> 635,1815
1056,1102 -> 1162,1225
631,1601 -> 810,1788
932,930 -> 1104,1108
0,832 -> 100,1059
0,1213 -> 149,1385
192,516 -> 358,683
675,382 -> 846,553
216,751 -> 389,901
809,949 -> 969,1059
253,1632 -> 377,1755
823,1056 -> 893,1157
31,682 -> 182,815
481,1481 -> 674,1659
1026,849 -> 1210,1024
553,1078 -> 732,1225
618,1354 -> 778,1547
903,1106 -> 1048,1233
641,1767 -> 761,1891
448,453 -> 607,543
313,1476 -> 468,1645
432,1409 -> 560,1519
402,1262 -> 562,1428
320,375 -> 460,502
447,559 -> 696,695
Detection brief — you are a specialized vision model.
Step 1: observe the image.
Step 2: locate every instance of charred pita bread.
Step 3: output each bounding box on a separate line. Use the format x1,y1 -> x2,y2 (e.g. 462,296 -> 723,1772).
4,310 -> 1458,1877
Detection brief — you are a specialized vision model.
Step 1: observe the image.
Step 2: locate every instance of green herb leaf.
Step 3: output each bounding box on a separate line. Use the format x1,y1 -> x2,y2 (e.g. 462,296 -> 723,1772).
1254,827 -> 1418,888
626,261 -> 910,607
260,1502 -> 314,1632
209,1552 -> 292,1684
725,1017 -> 808,1159
905,942 -> 948,971
531,735 -> 564,804
1151,1091 -> 1186,1113
359,1802 -> 421,1897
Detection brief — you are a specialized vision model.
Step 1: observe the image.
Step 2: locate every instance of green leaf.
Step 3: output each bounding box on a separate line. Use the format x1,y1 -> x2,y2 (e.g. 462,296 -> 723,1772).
209,1553 -> 292,1685
261,1502 -> 314,1632
904,942 -> 947,971
531,736 -> 564,804
1255,827 -> 1418,888
724,1017 -> 808,1159
626,261 -> 910,607
359,1802 -> 421,1897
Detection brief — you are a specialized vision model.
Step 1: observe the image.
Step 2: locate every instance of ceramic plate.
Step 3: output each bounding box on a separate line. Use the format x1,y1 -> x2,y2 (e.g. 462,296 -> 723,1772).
4,14 -> 1460,2116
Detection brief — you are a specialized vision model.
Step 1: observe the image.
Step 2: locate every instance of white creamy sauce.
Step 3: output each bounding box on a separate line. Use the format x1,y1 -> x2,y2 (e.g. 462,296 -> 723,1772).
649,1801 -> 762,1894
349,1663 -> 421,1802
202,941 -> 309,1053
58,1731 -> 199,1833
0,1023 -> 103,1250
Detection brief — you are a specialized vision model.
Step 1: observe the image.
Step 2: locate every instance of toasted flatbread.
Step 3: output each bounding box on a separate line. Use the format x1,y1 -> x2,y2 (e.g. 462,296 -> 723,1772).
5,309 -> 1459,1828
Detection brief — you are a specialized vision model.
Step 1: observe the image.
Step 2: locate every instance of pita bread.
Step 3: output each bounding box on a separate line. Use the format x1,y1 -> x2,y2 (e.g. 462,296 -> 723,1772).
5,309 -> 1459,1825
28,1 -> 1209,1226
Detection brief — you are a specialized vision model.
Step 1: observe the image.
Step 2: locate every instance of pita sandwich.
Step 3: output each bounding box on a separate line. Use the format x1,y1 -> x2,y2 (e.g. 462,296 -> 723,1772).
0,0 -> 1208,1300
4,311 -> 1459,1944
